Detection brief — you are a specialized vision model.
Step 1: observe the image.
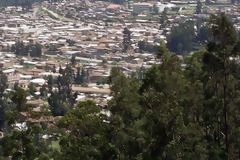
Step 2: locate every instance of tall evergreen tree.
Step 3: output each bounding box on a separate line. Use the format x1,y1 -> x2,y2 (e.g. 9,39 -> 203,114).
202,13 -> 240,159
0,71 -> 7,129
108,67 -> 144,159
123,27 -> 131,51
48,65 -> 74,116
196,0 -> 202,14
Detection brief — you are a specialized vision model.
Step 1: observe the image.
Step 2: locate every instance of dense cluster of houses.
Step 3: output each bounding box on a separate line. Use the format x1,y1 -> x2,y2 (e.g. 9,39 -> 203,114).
0,0 -> 239,125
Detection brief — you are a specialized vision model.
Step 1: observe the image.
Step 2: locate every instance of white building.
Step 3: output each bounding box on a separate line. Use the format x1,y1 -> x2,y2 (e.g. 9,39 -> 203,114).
155,2 -> 176,13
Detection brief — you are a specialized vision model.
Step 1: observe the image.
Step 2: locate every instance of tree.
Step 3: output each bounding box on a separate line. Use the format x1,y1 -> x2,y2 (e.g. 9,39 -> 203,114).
40,85 -> 47,98
52,65 -> 56,73
123,27 -> 131,51
202,13 -> 240,159
70,54 -> 76,66
138,40 -> 158,53
28,83 -> 36,96
11,87 -> 27,112
60,64 -> 74,93
167,20 -> 195,54
47,75 -> 54,91
29,43 -> 42,57
66,39 -> 76,46
140,54 -> 183,159
197,25 -> 209,43
160,8 -> 168,29
107,67 -> 145,159
0,71 -> 7,129
12,40 -> 27,56
12,41 -> 42,57
109,67 -> 141,125
102,59 -> 107,64
48,91 -> 68,116
75,66 -> 84,84
196,0 -> 202,14
140,45 -> 208,159
138,40 -> 146,52
48,44 -> 58,52
57,101 -> 114,159
0,122 -> 45,160
48,65 -> 74,116
184,51 -> 205,121
0,71 -> 7,98
59,65 -> 64,75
